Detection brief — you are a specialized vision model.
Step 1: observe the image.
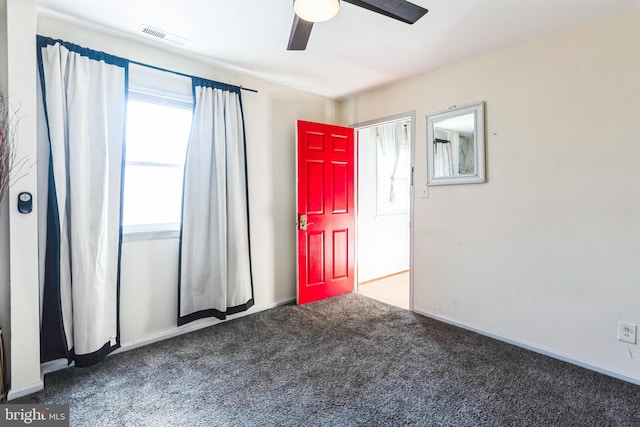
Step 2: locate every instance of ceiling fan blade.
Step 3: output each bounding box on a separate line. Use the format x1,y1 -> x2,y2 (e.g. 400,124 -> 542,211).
287,15 -> 314,51
342,0 -> 428,24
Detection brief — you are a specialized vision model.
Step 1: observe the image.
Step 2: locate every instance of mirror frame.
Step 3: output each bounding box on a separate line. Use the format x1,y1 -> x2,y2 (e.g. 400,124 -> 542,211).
426,101 -> 485,186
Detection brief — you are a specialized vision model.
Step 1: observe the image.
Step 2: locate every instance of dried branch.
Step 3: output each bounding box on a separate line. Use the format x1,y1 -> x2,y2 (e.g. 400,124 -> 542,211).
0,92 -> 19,207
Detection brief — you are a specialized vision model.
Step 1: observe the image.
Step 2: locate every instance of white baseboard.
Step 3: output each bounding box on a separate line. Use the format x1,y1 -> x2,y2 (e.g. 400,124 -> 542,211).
41,297 -> 297,375
114,319 -> 222,355
115,297 -> 296,354
413,308 -> 640,387
7,375 -> 44,401
41,359 -> 74,375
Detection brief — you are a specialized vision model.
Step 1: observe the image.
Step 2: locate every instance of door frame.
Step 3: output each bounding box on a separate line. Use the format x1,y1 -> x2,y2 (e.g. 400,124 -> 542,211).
352,111 -> 416,311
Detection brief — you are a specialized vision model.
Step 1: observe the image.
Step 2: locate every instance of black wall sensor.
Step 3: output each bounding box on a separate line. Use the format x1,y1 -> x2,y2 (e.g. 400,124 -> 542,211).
18,192 -> 32,214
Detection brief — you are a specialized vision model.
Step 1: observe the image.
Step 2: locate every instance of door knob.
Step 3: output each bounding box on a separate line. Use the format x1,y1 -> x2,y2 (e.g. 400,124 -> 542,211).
299,214 -> 314,231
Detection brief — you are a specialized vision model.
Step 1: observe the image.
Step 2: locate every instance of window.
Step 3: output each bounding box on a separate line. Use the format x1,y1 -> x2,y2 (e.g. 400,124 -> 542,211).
375,121 -> 411,216
122,64 -> 193,239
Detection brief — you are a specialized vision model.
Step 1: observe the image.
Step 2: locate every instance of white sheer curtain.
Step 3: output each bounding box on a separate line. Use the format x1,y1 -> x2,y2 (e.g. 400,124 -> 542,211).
458,136 -> 475,175
38,37 -> 126,366
434,139 -> 453,178
178,80 -> 253,325
375,122 -> 406,203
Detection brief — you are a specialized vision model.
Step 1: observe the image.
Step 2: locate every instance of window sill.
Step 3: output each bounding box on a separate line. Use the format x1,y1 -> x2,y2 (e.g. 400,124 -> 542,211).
122,223 -> 180,242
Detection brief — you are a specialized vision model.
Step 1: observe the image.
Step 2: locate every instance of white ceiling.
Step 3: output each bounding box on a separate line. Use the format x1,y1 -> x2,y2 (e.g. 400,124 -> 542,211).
36,0 -> 640,99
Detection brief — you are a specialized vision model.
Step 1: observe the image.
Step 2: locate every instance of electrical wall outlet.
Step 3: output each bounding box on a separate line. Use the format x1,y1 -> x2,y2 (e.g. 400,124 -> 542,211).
618,321 -> 637,344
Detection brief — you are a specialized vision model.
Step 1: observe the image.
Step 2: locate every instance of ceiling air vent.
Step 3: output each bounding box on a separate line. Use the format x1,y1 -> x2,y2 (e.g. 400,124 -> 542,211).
138,24 -> 188,46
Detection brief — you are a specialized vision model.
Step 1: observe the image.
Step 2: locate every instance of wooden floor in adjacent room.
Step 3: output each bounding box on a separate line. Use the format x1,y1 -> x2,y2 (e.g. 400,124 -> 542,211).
357,271 -> 410,310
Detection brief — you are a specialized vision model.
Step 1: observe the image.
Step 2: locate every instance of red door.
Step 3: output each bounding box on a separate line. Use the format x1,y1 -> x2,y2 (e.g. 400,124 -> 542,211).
297,120 -> 355,304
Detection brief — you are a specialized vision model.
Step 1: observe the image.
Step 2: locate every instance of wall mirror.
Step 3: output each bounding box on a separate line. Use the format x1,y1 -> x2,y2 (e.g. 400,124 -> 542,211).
426,101 -> 485,186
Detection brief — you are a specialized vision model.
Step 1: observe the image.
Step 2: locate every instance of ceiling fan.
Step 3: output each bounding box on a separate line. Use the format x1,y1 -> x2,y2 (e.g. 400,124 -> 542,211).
288,0 -> 428,51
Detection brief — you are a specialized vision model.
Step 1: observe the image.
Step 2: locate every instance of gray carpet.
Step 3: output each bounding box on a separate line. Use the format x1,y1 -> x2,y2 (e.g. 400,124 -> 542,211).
14,293 -> 640,426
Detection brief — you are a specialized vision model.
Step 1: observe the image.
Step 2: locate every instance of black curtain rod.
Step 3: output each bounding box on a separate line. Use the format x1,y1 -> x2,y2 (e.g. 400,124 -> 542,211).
435,138 -> 450,144
129,60 -> 259,94
36,36 -> 259,93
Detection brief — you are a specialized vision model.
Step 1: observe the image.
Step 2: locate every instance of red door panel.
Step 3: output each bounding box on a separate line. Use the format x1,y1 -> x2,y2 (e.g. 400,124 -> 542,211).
332,229 -> 348,279
307,230 -> 325,285
297,120 -> 355,305
306,161 -> 324,214
332,163 -> 347,212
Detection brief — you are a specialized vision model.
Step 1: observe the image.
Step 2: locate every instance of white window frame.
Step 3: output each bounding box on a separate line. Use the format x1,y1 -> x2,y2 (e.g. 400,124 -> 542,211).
122,91 -> 193,242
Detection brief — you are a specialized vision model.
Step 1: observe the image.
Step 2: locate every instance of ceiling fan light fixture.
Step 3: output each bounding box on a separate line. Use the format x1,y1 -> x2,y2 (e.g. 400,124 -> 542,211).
294,0 -> 340,23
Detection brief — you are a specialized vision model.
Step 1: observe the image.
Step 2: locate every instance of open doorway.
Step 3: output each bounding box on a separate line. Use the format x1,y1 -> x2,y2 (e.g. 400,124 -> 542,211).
355,113 -> 413,310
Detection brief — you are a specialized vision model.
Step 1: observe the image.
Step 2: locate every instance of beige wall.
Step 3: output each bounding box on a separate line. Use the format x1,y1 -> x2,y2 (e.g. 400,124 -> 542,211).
3,0 -> 42,398
340,8 -> 640,381
36,16 -> 336,347
0,13 -> 335,397
0,0 -> 10,390
4,3 -> 640,396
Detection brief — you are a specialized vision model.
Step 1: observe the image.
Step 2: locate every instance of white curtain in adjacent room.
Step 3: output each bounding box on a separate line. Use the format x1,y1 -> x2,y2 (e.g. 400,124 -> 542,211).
458,136 -> 475,175
37,37 -> 126,366
178,79 -> 254,325
375,122 -> 404,204
434,139 -> 453,178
